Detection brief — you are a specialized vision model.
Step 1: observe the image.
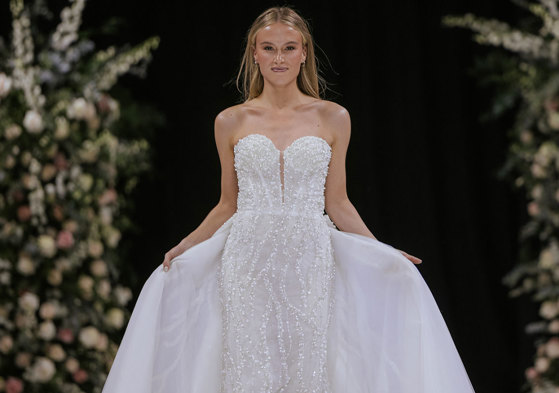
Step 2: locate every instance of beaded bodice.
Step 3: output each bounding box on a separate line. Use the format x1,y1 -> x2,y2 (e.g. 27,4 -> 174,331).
233,133 -> 332,217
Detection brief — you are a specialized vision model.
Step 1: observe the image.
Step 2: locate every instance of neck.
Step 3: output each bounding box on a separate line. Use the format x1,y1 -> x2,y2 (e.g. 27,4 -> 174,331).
257,82 -> 306,110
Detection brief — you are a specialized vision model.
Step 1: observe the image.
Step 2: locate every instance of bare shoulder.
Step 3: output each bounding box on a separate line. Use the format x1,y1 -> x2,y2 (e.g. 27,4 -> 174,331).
214,103 -> 249,148
315,99 -> 351,145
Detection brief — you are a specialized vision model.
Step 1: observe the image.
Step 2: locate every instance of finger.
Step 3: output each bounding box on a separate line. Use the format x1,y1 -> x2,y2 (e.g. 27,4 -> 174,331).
162,254 -> 172,272
410,255 -> 422,264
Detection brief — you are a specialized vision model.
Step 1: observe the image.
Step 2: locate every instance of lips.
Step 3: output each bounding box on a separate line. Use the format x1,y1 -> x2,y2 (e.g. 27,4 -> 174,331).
272,67 -> 287,72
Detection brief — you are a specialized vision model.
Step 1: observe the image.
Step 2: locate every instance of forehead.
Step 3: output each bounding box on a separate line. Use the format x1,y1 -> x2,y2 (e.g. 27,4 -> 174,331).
255,22 -> 303,45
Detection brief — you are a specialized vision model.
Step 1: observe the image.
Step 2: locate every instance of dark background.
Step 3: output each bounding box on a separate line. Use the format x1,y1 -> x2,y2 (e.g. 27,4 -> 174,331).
1,1 -> 535,392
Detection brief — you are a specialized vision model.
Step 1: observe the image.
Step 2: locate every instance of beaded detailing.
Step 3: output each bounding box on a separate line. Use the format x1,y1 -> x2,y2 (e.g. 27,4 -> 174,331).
218,133 -> 336,392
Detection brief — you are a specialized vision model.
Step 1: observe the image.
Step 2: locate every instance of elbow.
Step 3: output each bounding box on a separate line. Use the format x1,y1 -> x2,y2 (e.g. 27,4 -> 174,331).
325,196 -> 351,218
216,198 -> 237,216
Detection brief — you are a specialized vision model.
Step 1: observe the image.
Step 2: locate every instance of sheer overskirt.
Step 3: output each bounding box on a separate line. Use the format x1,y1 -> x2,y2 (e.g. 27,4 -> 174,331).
101,214 -> 476,393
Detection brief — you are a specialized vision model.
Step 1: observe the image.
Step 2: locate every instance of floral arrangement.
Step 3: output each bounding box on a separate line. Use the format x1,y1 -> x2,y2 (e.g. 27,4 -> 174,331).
443,1 -> 559,391
0,0 -> 160,392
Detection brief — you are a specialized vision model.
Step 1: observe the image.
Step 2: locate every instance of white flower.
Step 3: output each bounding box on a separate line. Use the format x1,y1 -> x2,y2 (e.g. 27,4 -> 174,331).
0,73 -> 12,98
549,111 -> 559,130
29,158 -> 41,175
105,308 -> 124,329
17,253 -> 35,275
41,164 -> 57,182
531,163 -> 546,178
0,272 -> 10,285
45,183 -> 56,197
65,357 -> 79,373
46,343 -> 66,361
27,356 -> 55,382
78,275 -> 94,293
549,320 -> 559,333
78,326 -> 99,348
535,356 -> 550,372
0,335 -> 13,354
78,140 -> 100,162
546,338 -> 559,358
23,110 -> 44,134
90,259 -> 108,277
15,352 -> 32,368
19,292 -> 39,312
4,124 -> 22,140
97,279 -> 111,299
99,206 -> 113,225
539,242 -> 559,269
39,302 -> 58,320
38,235 -> 57,258
55,257 -> 72,272
21,173 -> 39,190
21,151 -> 32,166
95,333 -> 108,351
54,116 -> 70,139
78,173 -> 93,192
88,239 -> 104,258
67,97 -> 96,120
540,300 -> 559,319
47,269 -> 63,286
105,226 -> 121,248
531,184 -> 544,200
114,286 -> 133,306
38,320 -> 56,340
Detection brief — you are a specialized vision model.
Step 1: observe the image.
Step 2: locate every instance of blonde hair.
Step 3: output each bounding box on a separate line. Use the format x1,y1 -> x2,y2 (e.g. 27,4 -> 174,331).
235,6 -> 326,102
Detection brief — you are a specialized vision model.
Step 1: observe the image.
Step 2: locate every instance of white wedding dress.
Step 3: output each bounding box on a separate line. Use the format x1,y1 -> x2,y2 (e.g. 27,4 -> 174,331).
101,133 -> 476,393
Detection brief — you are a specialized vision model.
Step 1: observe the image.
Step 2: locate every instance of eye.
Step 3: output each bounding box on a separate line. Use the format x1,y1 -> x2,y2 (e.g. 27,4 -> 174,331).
286,46 -> 296,50
263,46 -> 274,51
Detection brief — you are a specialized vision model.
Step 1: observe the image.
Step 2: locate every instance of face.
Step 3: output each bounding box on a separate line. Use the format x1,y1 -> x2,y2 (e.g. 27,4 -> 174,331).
253,22 -> 307,86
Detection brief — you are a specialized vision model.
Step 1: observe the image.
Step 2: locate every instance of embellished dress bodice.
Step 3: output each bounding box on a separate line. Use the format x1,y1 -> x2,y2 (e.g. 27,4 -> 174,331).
233,133 -> 331,217
218,133 -> 336,392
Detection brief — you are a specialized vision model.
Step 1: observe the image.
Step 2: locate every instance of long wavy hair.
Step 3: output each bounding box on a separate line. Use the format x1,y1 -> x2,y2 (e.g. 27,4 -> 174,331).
235,6 -> 326,102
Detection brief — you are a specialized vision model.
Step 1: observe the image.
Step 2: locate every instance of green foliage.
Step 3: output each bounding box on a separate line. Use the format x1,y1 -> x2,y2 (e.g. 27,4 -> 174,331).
444,1 -> 559,390
0,0 -> 162,391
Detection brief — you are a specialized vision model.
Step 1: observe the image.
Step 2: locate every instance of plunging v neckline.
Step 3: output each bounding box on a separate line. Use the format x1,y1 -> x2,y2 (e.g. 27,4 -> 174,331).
233,133 -> 332,205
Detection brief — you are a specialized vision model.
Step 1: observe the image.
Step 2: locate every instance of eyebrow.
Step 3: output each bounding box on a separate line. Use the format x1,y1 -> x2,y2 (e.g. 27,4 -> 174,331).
259,41 -> 300,46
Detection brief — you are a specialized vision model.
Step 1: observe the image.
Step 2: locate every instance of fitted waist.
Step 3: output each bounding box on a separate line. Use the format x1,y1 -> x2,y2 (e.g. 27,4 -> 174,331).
235,207 -> 324,219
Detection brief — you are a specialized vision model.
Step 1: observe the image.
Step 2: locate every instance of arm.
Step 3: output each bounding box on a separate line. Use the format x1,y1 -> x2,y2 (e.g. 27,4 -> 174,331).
323,105 -> 422,265
162,109 -> 239,271
324,105 -> 377,239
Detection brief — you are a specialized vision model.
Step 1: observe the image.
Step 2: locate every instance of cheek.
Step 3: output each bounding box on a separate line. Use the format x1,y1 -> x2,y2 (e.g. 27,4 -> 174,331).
257,50 -> 273,59
288,49 -> 304,60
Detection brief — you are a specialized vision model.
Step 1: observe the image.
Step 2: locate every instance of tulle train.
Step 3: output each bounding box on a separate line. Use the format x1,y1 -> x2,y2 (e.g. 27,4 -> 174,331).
101,215 -> 475,393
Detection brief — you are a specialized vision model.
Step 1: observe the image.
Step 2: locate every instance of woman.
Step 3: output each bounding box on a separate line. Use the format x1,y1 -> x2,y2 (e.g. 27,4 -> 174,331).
102,6 -> 476,393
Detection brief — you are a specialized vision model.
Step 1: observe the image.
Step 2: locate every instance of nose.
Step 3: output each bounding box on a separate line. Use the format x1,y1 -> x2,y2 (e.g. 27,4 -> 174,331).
274,51 -> 284,63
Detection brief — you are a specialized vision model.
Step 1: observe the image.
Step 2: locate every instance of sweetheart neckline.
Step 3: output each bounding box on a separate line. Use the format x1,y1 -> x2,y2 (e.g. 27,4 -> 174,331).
233,133 -> 332,154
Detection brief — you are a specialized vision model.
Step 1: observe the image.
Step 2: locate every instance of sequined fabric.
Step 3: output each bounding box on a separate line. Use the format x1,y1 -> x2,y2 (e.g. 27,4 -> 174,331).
218,133 -> 336,392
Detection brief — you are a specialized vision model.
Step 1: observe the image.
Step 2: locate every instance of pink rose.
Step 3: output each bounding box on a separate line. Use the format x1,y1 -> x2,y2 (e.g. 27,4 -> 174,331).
6,377 -> 23,393
98,189 -> 117,205
54,153 -> 68,170
545,98 -> 559,112
52,205 -> 64,222
97,94 -> 112,113
57,328 -> 74,344
56,230 -> 74,249
72,369 -> 88,384
17,206 -> 31,222
12,189 -> 24,202
525,367 -> 538,380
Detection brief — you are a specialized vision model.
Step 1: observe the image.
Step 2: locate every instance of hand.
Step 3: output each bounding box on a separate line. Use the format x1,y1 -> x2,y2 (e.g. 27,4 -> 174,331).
397,249 -> 422,264
161,250 -> 175,272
